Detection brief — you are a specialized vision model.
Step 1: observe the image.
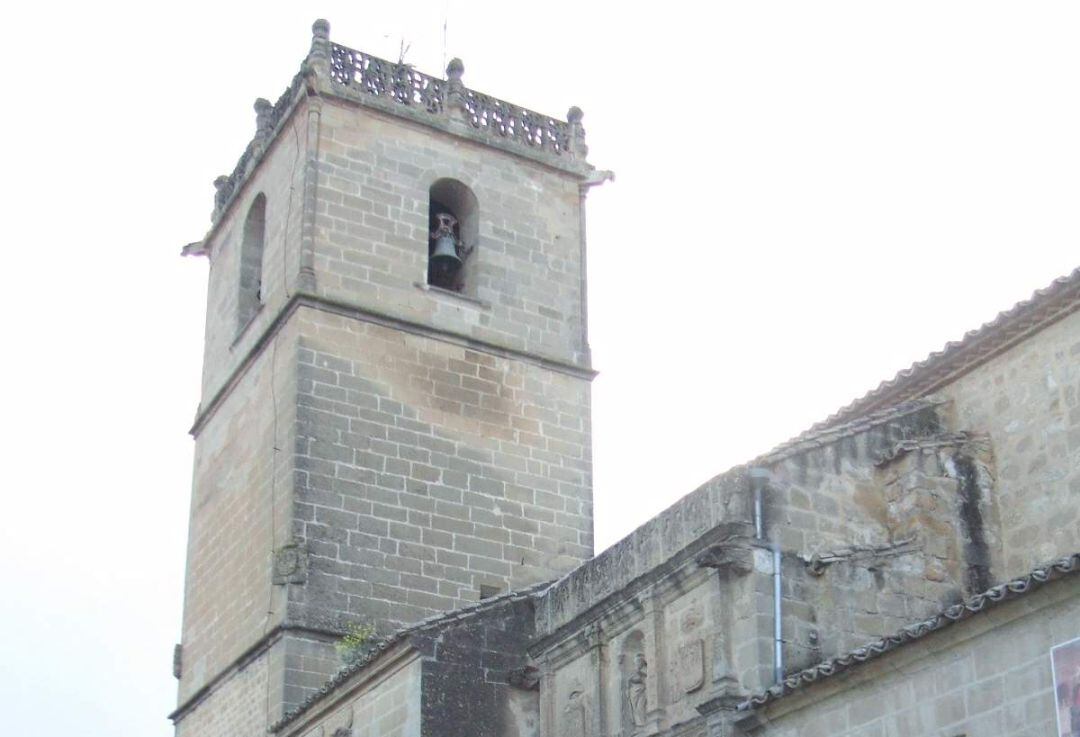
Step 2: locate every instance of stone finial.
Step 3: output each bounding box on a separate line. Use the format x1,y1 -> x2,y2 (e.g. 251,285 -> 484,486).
567,106 -> 587,158
307,19 -> 331,78
312,18 -> 331,43
212,175 -> 230,219
446,57 -> 464,82
445,57 -> 468,117
254,97 -> 273,142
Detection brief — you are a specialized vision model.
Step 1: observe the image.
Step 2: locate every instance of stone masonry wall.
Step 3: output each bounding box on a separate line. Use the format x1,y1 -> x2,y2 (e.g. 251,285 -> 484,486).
532,402 -> 991,719
938,308 -> 1080,578
283,653 -> 424,737
175,643 -> 270,737
761,406 -> 1001,673
287,305 -> 592,637
178,317 -> 298,710
744,573 -> 1080,737
312,99 -> 588,367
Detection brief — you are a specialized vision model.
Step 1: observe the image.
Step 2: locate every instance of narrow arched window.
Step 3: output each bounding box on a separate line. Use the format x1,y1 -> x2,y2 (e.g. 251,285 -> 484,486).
237,194 -> 266,331
427,179 -> 478,293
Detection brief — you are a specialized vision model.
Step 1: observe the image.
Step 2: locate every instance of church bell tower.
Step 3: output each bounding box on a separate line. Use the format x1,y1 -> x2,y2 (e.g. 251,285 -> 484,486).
172,19 -> 606,736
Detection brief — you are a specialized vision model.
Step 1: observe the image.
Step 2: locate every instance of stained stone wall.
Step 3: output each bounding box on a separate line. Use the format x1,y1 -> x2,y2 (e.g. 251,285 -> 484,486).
177,317 -> 298,716
737,573 -> 1080,737
763,417 -> 1002,674
179,74 -> 595,736
936,308 -> 1080,578
286,305 -> 592,637
529,402 -> 1002,737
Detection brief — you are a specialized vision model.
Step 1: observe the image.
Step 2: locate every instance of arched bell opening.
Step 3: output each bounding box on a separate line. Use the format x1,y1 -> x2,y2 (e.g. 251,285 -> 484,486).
427,178 -> 478,293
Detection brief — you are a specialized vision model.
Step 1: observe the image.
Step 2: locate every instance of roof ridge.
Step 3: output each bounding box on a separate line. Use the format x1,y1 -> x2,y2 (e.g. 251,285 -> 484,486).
738,552 -> 1080,711
810,266 -> 1080,431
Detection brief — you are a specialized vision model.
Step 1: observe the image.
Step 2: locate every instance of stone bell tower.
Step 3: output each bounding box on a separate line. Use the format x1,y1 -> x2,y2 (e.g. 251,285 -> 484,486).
171,19 -> 609,737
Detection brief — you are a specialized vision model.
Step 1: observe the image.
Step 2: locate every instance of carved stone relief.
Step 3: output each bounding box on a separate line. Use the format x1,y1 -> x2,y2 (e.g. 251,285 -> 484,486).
677,639 -> 705,694
675,601 -> 706,695
271,539 -> 309,584
561,684 -> 589,737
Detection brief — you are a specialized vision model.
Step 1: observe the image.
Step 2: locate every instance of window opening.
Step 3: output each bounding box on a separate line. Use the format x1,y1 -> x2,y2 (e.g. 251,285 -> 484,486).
237,194 -> 266,331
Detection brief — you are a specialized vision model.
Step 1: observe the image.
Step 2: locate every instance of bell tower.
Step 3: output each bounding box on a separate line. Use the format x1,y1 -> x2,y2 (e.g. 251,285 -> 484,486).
172,19 -> 607,737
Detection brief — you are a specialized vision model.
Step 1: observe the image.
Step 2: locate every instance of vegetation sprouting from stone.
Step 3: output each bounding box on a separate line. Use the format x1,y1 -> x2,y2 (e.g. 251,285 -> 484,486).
335,622 -> 377,664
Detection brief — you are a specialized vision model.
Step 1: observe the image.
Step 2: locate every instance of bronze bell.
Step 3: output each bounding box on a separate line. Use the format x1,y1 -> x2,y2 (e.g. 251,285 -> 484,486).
430,232 -> 462,271
429,212 -> 462,279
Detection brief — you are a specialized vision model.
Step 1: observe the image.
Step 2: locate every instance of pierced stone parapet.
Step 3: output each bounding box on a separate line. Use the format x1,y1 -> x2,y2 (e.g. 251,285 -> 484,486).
208,19 -> 590,227
211,70 -> 305,222
328,42 -> 576,157
330,44 -> 447,114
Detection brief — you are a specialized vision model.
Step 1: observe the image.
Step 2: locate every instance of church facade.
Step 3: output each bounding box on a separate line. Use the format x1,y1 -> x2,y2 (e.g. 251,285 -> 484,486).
172,20 -> 1080,737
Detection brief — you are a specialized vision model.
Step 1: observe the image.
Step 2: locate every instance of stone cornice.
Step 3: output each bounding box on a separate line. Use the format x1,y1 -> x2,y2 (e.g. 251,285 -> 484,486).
528,524 -> 756,659
190,291 -> 596,437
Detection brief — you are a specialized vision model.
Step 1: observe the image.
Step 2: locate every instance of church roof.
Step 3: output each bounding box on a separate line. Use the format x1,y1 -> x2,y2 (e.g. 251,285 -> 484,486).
810,266 -> 1080,431
738,552 -> 1080,712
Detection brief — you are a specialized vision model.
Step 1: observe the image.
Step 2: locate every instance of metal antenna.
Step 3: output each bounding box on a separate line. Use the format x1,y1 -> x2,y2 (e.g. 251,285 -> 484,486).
442,0 -> 449,72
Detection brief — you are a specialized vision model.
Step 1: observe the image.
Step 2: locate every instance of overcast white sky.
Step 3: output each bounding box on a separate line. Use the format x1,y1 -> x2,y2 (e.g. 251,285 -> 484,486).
2,2 -> 1078,735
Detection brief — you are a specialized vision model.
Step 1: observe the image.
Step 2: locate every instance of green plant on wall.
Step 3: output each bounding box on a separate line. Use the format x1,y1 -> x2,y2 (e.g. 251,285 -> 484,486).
336,622 -> 377,665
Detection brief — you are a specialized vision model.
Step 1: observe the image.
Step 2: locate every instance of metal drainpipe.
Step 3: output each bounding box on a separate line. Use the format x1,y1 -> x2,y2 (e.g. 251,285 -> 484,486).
749,467 -> 783,685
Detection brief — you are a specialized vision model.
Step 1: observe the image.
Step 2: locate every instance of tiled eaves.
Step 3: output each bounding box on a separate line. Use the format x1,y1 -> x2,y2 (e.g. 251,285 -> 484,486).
268,580 -> 552,733
737,552 -> 1080,712
812,267 -> 1080,433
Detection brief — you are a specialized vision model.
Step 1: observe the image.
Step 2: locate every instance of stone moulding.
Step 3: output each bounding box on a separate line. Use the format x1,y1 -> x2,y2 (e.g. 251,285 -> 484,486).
695,541 -> 755,576
186,292 -> 598,438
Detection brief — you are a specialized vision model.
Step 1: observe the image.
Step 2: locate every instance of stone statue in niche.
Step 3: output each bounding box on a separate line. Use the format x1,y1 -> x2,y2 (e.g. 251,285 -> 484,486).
626,653 -> 648,728
562,687 -> 588,737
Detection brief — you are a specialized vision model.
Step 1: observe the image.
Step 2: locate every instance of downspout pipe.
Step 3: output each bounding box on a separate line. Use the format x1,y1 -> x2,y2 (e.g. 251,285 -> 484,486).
749,467 -> 783,685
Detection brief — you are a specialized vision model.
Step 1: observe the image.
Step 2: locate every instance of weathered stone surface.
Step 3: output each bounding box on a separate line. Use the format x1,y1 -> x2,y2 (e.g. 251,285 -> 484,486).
175,20 -> 594,737
174,19 -> 1080,737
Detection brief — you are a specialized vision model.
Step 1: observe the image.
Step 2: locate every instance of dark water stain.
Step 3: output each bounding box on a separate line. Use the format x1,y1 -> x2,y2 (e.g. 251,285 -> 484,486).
953,454 -> 993,593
